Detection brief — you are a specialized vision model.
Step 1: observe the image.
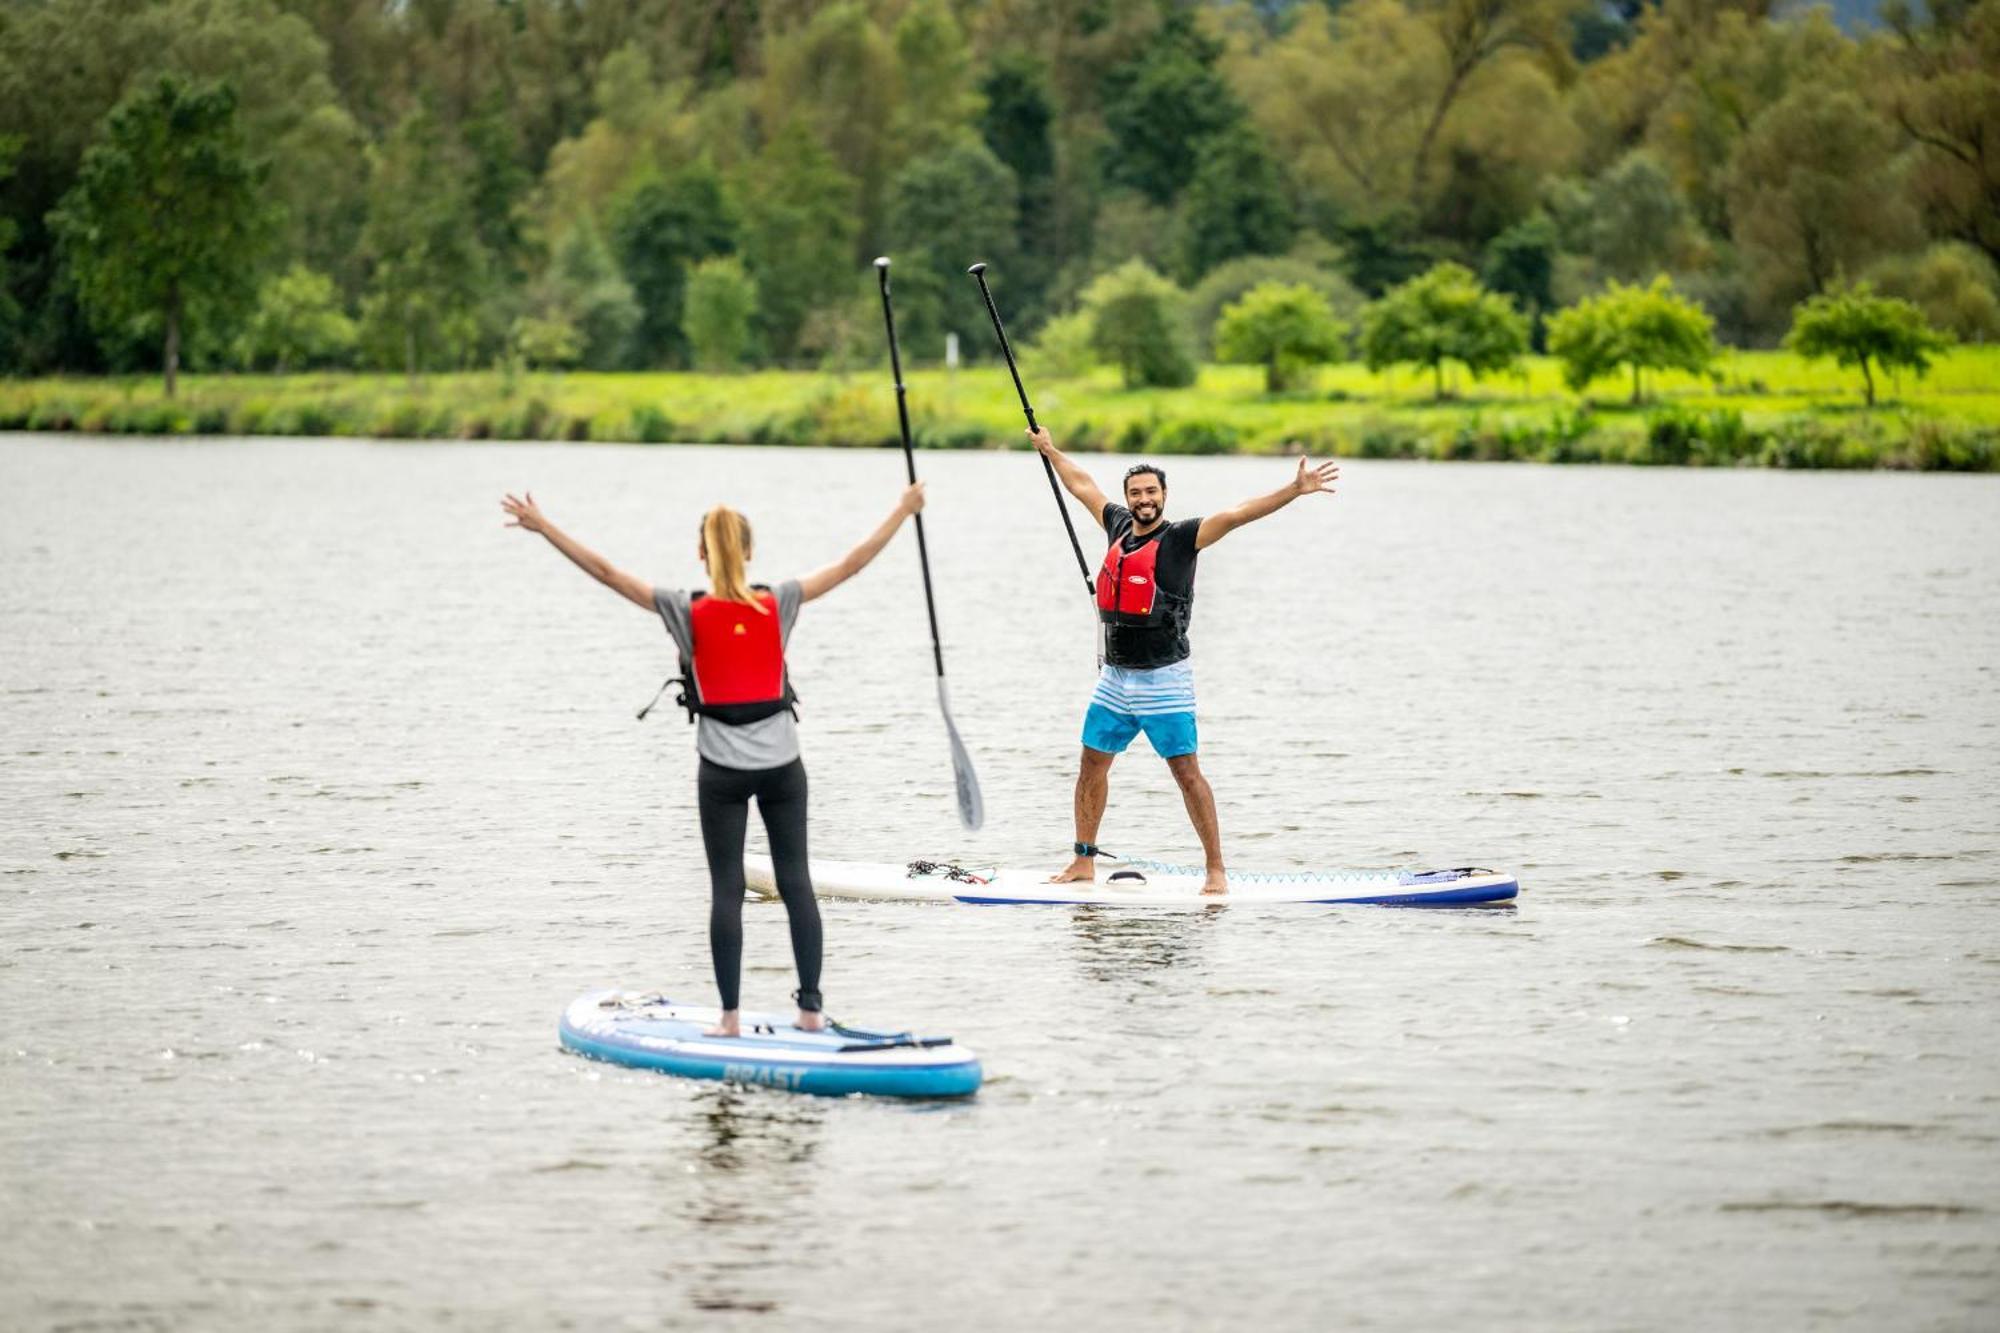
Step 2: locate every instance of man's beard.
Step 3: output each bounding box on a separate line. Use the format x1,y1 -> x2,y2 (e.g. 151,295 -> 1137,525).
1133,502 -> 1161,522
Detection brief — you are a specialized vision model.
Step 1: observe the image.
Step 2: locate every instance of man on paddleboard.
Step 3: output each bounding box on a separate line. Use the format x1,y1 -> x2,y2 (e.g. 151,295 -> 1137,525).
1031,427 -> 1339,894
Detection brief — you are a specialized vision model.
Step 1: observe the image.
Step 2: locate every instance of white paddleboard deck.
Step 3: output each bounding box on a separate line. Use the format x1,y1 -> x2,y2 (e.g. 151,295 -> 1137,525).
745,855 -> 1518,907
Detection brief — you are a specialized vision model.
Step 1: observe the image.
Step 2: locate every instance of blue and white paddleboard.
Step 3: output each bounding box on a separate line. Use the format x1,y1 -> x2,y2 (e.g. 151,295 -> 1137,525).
747,855 -> 1518,907
558,990 -> 982,1099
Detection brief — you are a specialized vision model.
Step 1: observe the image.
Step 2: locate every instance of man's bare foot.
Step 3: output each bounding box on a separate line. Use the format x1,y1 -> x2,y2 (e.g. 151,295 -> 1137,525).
1200,869 -> 1227,896
1050,855 -> 1096,884
705,1010 -> 742,1038
796,1011 -> 825,1032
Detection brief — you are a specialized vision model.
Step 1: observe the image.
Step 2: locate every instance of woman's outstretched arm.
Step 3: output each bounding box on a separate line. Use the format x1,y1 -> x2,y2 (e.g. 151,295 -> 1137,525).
797,482 -> 925,604
502,492 -> 655,611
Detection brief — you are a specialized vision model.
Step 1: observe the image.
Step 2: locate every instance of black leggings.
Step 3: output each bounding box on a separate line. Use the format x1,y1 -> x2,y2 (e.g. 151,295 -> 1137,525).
696,757 -> 821,1013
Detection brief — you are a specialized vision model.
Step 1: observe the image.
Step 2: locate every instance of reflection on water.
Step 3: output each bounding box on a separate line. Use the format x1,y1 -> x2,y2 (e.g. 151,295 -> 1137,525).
684,1088 -> 824,1316
1068,906 -> 1220,985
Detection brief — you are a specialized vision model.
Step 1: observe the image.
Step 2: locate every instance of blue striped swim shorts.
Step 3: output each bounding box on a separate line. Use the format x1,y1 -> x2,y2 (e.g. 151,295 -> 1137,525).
1081,660 -> 1198,758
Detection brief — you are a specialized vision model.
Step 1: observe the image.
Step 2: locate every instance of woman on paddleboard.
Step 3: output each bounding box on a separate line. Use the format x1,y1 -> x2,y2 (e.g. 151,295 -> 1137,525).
501,483 -> 925,1037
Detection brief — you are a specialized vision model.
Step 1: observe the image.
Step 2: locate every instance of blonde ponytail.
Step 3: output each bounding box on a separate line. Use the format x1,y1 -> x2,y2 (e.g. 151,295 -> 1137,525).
700,506 -> 767,612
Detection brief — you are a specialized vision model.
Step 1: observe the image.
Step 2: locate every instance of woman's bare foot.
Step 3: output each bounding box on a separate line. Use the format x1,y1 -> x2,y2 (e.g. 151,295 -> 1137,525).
1200,868 -> 1228,896
1050,855 -> 1096,884
796,1011 -> 826,1032
705,1010 -> 741,1038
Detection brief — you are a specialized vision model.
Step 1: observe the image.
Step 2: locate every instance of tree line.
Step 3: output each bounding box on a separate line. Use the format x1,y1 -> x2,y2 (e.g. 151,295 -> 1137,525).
1,0 -> 1995,392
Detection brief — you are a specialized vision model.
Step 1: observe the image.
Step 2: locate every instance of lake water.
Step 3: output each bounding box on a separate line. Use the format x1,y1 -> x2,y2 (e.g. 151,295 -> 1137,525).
3,433 -> 1998,1330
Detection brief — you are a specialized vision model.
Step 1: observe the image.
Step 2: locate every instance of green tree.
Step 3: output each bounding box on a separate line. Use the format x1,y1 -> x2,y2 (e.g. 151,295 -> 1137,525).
460,96 -> 533,285
977,50 -> 1062,312
356,109 -> 492,375
237,264 -> 355,371
527,220 -> 640,371
52,76 -> 271,394
1101,9 -> 1242,205
1785,282 -> 1952,407
1865,243 -> 2000,343
1361,262 -> 1528,400
1576,151 -> 1690,284
1176,123 -> 1295,283
1547,275 -> 1719,404
1190,251 -> 1363,355
759,4 -> 898,248
886,137 -> 1019,357
1214,283 -> 1350,393
1081,260 -> 1197,389
684,255 -> 757,370
1481,213 -> 1558,347
1725,84 -> 1920,311
510,314 -> 583,371
1877,0 -> 2000,269
610,162 -> 739,368
738,123 -> 861,363
0,136 -> 20,352
978,51 -> 1055,186
1406,0 -> 1576,211
1234,1 -> 1573,233
892,0 -> 983,155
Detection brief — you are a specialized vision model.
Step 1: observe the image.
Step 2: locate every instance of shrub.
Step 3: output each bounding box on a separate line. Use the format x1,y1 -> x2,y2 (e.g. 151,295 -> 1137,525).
1642,405 -> 1758,466
685,256 -> 758,371
630,404 -> 674,443
1081,260 -> 1197,388
236,265 -> 357,371
1354,419 -> 1425,459
1901,419 -> 1999,472
510,315 -> 583,370
27,399 -> 80,430
1024,309 -> 1097,379
1759,417 -> 1880,469
374,400 -> 429,438
915,421 -> 989,450
1148,418 -> 1239,454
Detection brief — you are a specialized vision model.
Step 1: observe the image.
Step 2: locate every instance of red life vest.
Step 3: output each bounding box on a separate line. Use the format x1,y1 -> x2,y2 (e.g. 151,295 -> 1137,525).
1096,534 -> 1167,626
678,588 -> 796,724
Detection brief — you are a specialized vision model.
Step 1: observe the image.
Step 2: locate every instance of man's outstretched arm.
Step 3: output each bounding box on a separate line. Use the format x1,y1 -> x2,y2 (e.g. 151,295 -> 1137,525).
1194,458 -> 1339,551
1028,426 -> 1113,529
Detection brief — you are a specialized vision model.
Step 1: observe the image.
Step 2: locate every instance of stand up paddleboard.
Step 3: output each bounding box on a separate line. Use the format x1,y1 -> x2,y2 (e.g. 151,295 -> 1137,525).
746,855 -> 1518,907
558,990 -> 982,1099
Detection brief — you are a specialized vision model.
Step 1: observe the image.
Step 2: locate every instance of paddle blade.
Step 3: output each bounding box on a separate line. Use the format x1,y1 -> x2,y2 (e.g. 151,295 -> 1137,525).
937,678 -> 984,831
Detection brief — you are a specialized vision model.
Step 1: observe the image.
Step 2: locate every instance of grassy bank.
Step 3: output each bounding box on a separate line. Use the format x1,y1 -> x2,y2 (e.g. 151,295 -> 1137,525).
5,348 -> 1999,470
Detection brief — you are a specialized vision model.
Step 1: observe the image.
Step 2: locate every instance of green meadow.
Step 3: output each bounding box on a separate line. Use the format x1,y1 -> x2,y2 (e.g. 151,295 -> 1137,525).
6,346 -> 1998,470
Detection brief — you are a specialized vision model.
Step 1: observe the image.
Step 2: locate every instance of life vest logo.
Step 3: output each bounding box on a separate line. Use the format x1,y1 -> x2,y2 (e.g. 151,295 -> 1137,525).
733,624 -> 747,635
1127,575 -> 1150,585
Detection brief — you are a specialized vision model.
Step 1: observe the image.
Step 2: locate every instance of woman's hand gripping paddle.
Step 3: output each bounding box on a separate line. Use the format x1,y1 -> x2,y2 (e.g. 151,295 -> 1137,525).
876,257 -> 985,832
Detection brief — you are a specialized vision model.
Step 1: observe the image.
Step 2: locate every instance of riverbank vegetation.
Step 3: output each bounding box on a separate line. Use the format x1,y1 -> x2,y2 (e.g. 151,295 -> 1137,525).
6,346 -> 1996,470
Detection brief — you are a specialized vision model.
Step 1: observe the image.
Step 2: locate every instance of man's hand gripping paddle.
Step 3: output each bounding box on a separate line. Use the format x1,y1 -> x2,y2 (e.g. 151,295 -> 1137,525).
967,262 -> 1095,601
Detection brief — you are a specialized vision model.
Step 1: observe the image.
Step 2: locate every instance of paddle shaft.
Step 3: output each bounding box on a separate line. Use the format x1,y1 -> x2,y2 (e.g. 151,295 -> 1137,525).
875,263 -> 946,679
968,264 -> 1095,600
